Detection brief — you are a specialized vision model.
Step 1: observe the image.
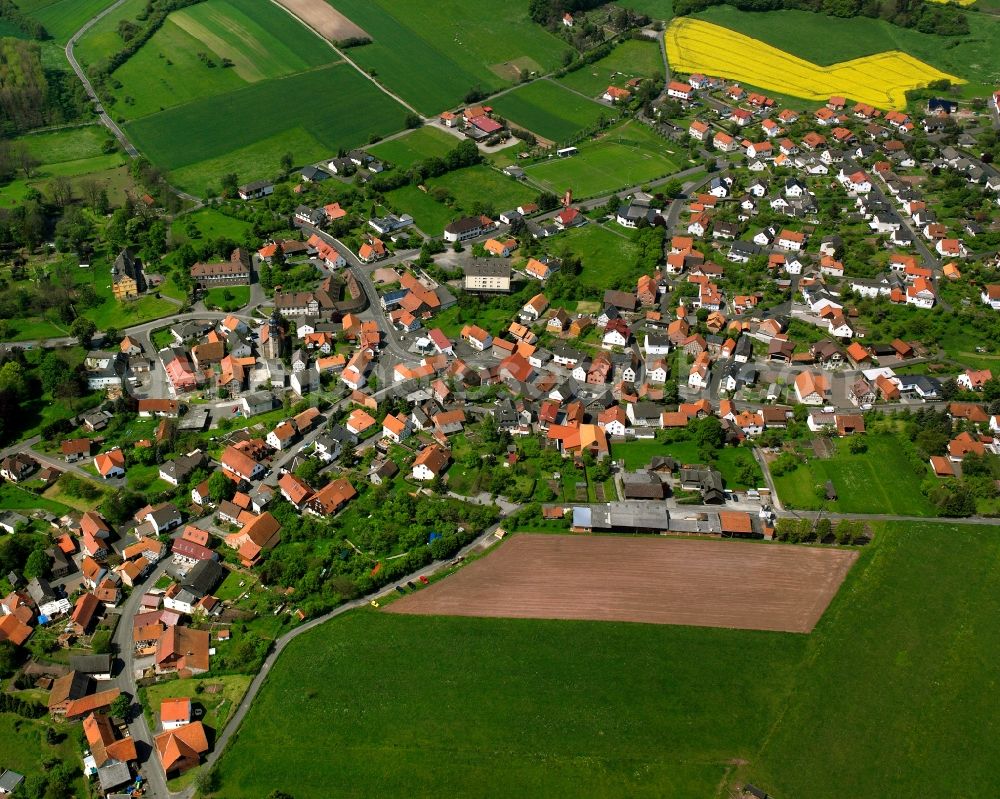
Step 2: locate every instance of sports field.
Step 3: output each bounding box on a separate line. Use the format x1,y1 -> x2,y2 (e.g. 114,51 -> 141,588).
211,521 -> 1000,799
369,126 -> 459,168
313,0 -> 567,114
771,434 -> 936,515
388,535 -> 856,632
490,80 -> 611,143
127,64 -> 409,191
666,17 -> 961,109
558,39 -> 664,98
106,0 -> 337,118
524,120 -> 683,197
690,7 -> 1000,95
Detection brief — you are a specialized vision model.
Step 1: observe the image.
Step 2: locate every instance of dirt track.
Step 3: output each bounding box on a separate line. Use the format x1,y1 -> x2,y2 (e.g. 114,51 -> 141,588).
387,534 -> 857,633
272,0 -> 368,42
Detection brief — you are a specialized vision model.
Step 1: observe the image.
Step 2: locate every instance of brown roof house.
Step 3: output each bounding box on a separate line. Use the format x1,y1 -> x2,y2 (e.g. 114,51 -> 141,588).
155,626 -> 210,677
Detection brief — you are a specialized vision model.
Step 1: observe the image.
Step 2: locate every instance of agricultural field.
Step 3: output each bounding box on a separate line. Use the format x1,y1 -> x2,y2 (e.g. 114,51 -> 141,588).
0,126 -> 126,209
771,434 -> 936,516
127,64 -> 410,193
389,534 -> 857,632
17,0 -> 117,43
369,126 -> 460,169
523,119 -> 684,197
490,80 -> 612,143
103,0 -> 337,118
666,18 -> 961,109
212,521 -> 1000,799
557,39 -> 664,98
304,0 -> 568,115
689,7 -> 1000,96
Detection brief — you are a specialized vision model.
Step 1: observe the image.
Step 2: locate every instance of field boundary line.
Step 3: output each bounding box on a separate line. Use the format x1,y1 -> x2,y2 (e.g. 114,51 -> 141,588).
264,0 -> 422,117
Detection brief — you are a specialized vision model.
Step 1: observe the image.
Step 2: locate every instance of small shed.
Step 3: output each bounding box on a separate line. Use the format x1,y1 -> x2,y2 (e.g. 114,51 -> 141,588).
825,480 -> 838,501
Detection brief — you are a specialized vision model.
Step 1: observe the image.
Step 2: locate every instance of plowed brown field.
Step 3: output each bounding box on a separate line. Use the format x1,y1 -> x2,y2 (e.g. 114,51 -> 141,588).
387,534 -> 857,633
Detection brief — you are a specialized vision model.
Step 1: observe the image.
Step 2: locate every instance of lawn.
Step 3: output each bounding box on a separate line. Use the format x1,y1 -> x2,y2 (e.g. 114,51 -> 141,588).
691,6 -> 1000,95
0,482 -> 71,515
143,674 -> 252,733
105,0 -> 337,119
370,126 -> 459,169
524,119 -> 683,197
204,285 -> 250,311
427,165 -> 537,216
490,80 -> 612,143
212,520 -> 1000,799
0,714 -> 89,795
42,478 -> 108,512
772,434 -> 936,515
128,64 -> 410,192
614,439 -> 762,489
557,39 -> 664,97
75,265 -> 177,330
383,183 -> 456,235
548,224 -> 641,289
311,0 -> 567,115
170,207 -> 254,244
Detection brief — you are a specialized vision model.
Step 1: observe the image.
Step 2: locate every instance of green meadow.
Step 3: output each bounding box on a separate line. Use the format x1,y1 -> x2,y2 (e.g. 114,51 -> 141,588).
212,522 -> 1000,799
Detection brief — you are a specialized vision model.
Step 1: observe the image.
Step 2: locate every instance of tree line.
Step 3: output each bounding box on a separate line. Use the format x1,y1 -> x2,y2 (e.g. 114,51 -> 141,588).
674,0 -> 968,36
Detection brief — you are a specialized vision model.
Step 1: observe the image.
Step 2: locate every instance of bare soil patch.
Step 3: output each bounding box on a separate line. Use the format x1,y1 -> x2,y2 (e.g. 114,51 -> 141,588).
812,438 -> 834,459
271,0 -> 368,43
387,534 -> 857,633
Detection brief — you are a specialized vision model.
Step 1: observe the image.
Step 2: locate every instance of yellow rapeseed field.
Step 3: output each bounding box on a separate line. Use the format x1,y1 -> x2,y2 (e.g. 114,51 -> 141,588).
665,18 -> 963,109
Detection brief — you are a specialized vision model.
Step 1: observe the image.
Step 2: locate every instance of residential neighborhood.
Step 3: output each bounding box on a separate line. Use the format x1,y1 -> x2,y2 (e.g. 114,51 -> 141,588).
1,2 -> 1000,797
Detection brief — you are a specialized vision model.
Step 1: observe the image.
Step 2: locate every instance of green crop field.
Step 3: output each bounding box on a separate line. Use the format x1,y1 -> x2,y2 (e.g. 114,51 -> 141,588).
19,0 -> 118,43
772,434 -> 936,516
427,165 -> 537,215
105,0 -> 337,118
524,120 -> 683,197
211,521 -> 1000,799
313,0 -> 567,115
127,63 -> 409,192
490,80 -> 612,143
370,126 -> 460,169
558,39 -> 664,97
691,7 -> 1000,94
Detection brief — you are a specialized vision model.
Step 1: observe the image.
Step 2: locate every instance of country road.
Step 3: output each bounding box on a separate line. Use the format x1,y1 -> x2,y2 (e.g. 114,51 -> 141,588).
64,0 -> 203,207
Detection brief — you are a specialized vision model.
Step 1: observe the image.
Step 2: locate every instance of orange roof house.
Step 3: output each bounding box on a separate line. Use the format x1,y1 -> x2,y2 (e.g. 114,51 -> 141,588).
155,721 -> 209,777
